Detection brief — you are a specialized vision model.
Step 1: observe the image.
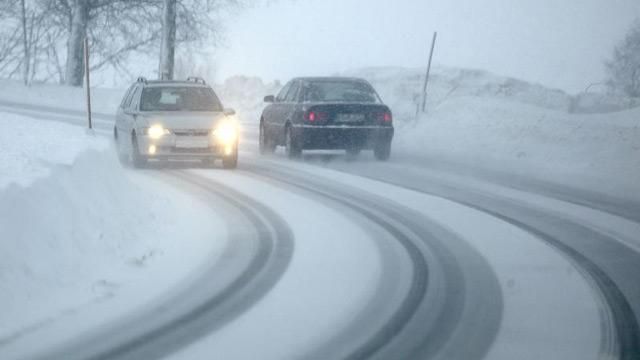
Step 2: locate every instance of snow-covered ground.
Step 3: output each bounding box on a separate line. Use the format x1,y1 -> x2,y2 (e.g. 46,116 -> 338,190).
1,65 -> 638,198
0,79 -> 122,115
210,66 -> 640,201
394,97 -> 640,199
0,112 -> 225,351
342,67 -> 640,201
0,65 -> 637,359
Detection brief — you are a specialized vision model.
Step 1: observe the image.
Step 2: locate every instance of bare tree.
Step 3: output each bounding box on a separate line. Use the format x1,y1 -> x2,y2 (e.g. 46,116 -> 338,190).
0,0 -> 252,86
0,0 -> 50,83
20,0 -> 29,84
606,19 -> 640,98
159,0 -> 176,80
159,0 -> 246,81
65,0 -> 89,86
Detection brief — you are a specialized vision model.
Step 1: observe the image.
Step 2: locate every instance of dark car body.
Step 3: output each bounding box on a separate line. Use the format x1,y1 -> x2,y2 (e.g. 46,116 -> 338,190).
259,77 -> 394,160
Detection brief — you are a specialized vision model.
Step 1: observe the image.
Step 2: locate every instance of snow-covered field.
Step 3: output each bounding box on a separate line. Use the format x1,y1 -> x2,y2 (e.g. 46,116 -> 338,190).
394,96 -> 640,199
0,80 -> 122,115
0,112 -> 225,349
342,67 -> 640,201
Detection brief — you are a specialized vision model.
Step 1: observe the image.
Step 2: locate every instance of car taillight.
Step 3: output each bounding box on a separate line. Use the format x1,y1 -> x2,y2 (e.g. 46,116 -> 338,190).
375,111 -> 392,123
305,111 -> 329,122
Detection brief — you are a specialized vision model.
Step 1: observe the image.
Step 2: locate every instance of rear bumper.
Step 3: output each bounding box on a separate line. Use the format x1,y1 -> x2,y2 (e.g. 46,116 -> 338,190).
292,125 -> 393,150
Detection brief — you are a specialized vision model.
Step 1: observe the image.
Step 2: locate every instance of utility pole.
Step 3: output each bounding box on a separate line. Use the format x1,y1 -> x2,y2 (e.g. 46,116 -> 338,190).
159,0 -> 177,80
83,37 -> 92,130
420,32 -> 437,113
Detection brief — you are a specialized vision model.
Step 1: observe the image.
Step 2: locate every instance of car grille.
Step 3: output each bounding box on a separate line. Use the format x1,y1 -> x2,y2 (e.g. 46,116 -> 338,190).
173,130 -> 210,136
171,147 -> 212,153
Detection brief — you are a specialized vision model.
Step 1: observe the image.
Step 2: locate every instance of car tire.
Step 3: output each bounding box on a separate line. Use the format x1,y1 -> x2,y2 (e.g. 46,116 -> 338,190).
259,122 -> 276,155
374,141 -> 391,161
130,133 -> 147,168
346,147 -> 361,159
285,126 -> 301,159
201,158 -> 216,168
114,127 -> 129,165
222,146 -> 238,169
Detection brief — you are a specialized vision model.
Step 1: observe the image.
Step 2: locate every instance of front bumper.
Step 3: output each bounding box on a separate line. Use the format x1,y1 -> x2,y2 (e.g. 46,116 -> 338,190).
292,125 -> 394,150
137,134 -> 236,159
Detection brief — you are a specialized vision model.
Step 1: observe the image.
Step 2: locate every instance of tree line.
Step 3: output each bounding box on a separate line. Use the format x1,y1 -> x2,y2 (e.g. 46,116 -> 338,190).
607,19 -> 640,98
0,0 -> 244,86
0,3 -> 638,98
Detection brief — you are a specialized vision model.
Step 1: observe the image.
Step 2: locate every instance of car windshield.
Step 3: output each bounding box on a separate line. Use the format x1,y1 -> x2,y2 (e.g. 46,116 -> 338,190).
140,86 -> 223,111
303,81 -> 380,103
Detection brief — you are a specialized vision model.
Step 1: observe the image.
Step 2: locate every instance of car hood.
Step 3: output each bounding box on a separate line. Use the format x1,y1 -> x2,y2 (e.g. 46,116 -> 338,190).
139,111 -> 228,130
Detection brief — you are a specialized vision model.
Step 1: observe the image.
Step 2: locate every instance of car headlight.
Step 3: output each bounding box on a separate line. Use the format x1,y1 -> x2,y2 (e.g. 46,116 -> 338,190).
214,121 -> 238,144
145,125 -> 170,139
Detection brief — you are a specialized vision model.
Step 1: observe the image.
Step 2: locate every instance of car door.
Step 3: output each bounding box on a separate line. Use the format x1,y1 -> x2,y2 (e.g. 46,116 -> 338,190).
115,84 -> 135,138
265,81 -> 292,145
282,80 -> 301,128
122,85 -> 142,148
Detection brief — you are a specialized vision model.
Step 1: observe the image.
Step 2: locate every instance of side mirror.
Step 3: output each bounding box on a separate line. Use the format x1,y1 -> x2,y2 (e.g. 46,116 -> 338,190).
223,108 -> 236,116
264,95 -> 275,103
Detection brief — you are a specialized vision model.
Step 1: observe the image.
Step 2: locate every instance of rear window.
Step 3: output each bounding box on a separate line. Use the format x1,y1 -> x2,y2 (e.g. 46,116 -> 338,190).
140,86 -> 223,112
303,81 -> 380,103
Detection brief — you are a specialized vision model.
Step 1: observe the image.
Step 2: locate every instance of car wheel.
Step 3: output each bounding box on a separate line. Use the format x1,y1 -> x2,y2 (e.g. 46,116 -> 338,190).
285,127 -> 301,159
201,158 -> 216,168
259,122 -> 275,155
374,141 -> 391,161
130,133 -> 147,168
222,146 -> 238,169
114,127 -> 129,165
346,147 -> 361,159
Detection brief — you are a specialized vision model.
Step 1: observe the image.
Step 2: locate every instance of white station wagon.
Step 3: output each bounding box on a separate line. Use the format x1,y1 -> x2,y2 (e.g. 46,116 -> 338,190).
114,77 -> 239,169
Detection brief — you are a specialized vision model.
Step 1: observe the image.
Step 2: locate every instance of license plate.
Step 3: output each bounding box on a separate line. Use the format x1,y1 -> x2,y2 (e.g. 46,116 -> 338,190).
175,137 -> 209,148
336,113 -> 365,122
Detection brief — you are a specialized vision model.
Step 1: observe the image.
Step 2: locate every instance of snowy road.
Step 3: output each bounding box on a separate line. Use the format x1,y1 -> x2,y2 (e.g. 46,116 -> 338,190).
2,101 -> 640,360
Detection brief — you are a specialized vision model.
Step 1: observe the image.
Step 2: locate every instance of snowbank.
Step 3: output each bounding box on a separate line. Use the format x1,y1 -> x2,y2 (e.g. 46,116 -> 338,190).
0,112 -> 223,345
343,66 -> 573,120
0,79 -> 122,115
395,96 -> 640,199
336,67 -> 640,200
0,115 -> 108,188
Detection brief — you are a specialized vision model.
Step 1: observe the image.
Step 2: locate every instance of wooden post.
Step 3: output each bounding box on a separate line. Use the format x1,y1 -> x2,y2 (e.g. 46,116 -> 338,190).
83,37 -> 92,130
421,32 -> 437,113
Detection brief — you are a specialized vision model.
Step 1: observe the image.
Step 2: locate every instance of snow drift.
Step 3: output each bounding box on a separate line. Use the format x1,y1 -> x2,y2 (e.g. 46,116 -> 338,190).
0,113 -> 223,345
345,67 -> 640,199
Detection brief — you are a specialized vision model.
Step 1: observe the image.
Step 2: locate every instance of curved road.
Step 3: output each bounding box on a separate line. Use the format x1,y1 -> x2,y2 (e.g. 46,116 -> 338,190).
28,170 -> 294,360
1,101 -> 639,359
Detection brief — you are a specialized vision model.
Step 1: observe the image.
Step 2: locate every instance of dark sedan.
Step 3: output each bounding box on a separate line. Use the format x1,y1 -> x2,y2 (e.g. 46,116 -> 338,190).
259,77 -> 394,160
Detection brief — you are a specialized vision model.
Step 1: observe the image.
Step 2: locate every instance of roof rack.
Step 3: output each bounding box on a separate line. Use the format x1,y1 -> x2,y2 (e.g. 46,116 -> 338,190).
137,76 -> 147,84
186,76 -> 206,85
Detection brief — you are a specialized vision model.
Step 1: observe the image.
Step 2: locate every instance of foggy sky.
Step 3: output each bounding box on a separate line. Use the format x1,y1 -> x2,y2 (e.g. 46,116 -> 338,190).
215,0 -> 640,93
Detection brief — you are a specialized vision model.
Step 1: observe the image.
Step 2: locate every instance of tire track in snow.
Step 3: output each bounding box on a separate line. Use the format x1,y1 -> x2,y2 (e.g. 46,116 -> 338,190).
243,162 -> 503,360
30,171 -> 294,360
332,166 -> 640,360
